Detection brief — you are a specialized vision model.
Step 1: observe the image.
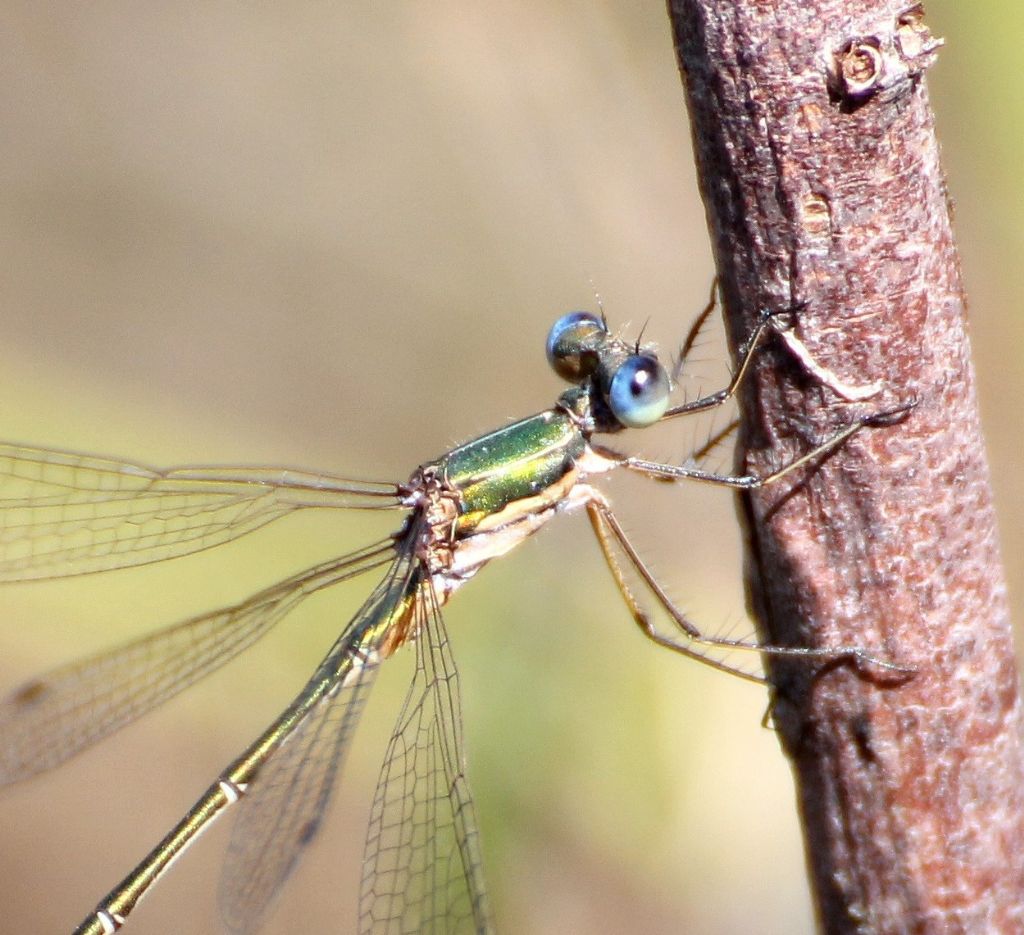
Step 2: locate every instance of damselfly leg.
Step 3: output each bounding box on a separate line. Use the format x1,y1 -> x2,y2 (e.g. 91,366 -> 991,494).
587,417 -> 916,683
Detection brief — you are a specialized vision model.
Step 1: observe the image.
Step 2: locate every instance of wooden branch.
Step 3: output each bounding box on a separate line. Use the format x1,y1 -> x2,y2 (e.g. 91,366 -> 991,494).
666,2 -> 1024,931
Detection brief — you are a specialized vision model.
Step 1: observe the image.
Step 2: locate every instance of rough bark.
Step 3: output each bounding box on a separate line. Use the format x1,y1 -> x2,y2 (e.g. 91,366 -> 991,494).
666,2 -> 1024,932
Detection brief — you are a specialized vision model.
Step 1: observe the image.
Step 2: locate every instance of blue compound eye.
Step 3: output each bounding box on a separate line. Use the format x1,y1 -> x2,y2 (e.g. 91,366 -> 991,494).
608,355 -> 670,428
546,311 -> 605,381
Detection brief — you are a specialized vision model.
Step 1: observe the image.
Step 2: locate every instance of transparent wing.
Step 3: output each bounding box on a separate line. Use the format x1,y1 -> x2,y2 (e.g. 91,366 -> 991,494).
0,443 -> 403,581
0,538 -> 396,784
359,583 -> 492,934
218,541 -> 423,935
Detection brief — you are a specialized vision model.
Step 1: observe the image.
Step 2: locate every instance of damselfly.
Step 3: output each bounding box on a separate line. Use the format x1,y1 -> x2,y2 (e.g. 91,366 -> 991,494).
0,307 -> 905,934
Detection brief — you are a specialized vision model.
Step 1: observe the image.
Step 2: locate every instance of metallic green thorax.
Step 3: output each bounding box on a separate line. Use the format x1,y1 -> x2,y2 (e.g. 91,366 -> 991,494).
434,409 -> 586,533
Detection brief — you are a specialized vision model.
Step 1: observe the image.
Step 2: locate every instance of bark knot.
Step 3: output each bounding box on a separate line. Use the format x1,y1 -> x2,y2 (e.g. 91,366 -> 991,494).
827,5 -> 944,108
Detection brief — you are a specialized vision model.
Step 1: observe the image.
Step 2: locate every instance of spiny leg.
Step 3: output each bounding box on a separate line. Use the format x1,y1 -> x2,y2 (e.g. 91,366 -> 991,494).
586,498 -> 908,677
625,402 -> 916,490
671,277 -> 720,383
688,417 -> 739,467
585,498 -> 765,684
663,298 -> 802,421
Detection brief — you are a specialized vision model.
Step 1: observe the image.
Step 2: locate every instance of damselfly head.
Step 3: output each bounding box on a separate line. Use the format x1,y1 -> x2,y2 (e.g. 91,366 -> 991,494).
547,312 -> 670,429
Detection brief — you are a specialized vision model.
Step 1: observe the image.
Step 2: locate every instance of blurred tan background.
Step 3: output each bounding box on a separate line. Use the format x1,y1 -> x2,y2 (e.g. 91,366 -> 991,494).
0,3 -> 1019,934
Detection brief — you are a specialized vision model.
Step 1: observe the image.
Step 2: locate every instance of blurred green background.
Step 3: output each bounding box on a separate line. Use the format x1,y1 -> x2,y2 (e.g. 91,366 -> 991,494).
0,3 -> 1019,934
